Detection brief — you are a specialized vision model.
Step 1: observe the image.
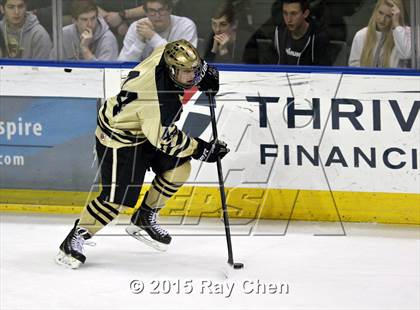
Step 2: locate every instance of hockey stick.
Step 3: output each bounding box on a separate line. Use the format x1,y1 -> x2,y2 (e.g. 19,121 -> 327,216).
207,92 -> 244,270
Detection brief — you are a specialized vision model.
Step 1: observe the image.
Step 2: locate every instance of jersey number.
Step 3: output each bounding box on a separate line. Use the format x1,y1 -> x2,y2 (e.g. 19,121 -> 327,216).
113,90 -> 138,116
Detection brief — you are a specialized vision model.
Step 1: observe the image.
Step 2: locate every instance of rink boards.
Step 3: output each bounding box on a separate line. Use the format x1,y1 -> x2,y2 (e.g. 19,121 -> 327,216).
0,63 -> 419,224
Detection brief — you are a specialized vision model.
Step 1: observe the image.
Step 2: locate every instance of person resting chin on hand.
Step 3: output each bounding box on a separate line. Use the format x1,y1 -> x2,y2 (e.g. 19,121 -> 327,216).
80,27 -> 95,59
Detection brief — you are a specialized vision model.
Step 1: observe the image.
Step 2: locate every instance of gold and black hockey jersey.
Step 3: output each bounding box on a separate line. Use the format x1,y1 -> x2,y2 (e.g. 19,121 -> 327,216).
96,45 -> 198,158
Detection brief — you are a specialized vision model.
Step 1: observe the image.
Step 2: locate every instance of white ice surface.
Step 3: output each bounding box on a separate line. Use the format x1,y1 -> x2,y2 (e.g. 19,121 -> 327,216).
1,213 -> 419,310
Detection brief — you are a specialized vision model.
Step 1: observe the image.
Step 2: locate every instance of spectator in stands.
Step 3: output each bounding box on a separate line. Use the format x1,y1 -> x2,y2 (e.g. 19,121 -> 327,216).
96,1 -> 146,44
274,0 -> 331,66
118,0 -> 197,62
348,0 -> 411,68
60,0 -> 118,61
204,1 -> 254,63
0,0 -> 52,59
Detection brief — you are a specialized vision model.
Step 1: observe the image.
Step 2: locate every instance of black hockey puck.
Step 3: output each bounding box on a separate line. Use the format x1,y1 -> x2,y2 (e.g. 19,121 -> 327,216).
233,262 -> 244,269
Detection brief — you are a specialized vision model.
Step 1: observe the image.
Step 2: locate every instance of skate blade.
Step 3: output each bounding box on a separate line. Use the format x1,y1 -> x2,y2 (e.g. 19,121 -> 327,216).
55,250 -> 82,269
125,225 -> 168,252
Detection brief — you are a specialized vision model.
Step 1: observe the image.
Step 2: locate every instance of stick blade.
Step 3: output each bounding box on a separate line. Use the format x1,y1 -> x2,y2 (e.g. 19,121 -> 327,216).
222,262 -> 244,279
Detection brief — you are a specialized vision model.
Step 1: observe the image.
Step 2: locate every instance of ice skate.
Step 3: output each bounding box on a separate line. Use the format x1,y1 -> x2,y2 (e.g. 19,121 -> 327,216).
55,219 -> 93,269
126,205 -> 171,252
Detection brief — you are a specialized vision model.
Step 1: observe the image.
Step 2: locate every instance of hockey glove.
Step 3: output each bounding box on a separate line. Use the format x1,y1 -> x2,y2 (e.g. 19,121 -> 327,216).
192,138 -> 229,162
197,62 -> 219,94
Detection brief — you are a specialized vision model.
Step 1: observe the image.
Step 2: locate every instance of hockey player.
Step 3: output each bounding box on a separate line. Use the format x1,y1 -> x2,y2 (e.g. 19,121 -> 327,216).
56,39 -> 228,269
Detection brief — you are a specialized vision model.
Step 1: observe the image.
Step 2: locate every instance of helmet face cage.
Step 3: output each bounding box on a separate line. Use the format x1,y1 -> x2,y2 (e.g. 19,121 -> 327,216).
164,39 -> 204,88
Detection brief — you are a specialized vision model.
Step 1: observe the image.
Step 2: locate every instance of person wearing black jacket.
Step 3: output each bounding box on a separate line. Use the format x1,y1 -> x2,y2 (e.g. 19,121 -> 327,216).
274,0 -> 331,66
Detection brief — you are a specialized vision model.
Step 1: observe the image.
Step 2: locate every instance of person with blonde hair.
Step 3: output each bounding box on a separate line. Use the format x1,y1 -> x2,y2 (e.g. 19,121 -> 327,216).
349,0 -> 411,68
